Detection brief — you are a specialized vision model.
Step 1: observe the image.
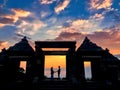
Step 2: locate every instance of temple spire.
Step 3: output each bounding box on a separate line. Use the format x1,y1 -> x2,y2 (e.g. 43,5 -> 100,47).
8,36 -> 34,52
21,36 -> 28,42
83,37 -> 90,43
77,37 -> 103,50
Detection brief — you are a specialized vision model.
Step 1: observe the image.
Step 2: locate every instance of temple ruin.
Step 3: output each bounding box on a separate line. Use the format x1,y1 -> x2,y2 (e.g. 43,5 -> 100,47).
0,37 -> 120,89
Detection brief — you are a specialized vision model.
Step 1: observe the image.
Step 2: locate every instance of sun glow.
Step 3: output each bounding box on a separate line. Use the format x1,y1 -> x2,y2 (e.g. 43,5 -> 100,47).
44,55 -> 66,78
45,55 -> 66,68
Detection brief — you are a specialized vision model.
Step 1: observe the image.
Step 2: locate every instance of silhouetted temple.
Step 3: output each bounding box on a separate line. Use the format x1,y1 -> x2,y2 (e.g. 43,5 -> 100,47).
0,37 -> 120,89
76,37 -> 120,82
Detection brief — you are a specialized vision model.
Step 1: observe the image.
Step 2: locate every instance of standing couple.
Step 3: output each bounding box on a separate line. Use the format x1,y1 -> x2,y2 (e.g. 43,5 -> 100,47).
51,66 -> 61,79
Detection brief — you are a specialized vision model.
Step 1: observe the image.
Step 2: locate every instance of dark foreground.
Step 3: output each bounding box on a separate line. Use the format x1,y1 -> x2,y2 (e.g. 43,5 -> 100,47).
0,79 -> 120,90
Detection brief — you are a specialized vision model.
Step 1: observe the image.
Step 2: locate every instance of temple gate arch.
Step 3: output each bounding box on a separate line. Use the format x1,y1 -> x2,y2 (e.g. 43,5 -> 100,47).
35,41 -> 76,80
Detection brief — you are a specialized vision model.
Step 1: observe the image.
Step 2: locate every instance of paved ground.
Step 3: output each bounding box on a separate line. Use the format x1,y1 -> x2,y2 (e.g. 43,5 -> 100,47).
0,79 -> 120,90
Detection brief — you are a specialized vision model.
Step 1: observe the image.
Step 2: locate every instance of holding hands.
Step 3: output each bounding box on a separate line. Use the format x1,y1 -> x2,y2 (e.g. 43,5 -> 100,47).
50,66 -> 61,79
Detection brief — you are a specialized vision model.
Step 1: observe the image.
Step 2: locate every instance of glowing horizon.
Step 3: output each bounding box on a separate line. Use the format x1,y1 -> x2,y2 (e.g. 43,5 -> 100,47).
44,55 -> 66,78
45,55 -> 66,68
19,56 -> 94,78
20,55 -> 92,69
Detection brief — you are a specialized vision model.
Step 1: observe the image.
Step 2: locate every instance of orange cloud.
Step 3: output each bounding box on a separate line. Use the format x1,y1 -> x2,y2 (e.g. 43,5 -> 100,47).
86,28 -> 120,55
0,23 -> 5,28
0,17 -> 14,24
0,41 -> 9,51
110,49 -> 120,55
0,9 -> 31,28
55,0 -> 70,14
0,15 -> 15,28
12,9 -> 30,17
90,0 -> 112,10
0,8 -> 46,35
11,8 -> 30,22
72,19 -> 89,26
53,24 -> 120,55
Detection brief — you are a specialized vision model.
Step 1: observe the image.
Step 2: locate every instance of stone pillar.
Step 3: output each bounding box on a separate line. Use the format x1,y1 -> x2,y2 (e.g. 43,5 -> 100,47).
79,58 -> 85,81
91,58 -> 101,81
66,46 -> 76,80
26,58 -> 33,81
35,45 -> 44,80
76,52 -> 85,81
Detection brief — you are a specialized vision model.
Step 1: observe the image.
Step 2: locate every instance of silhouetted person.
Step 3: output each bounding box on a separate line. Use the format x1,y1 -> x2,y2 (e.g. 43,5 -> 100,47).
57,66 -> 61,79
50,67 -> 54,80
17,67 -> 25,81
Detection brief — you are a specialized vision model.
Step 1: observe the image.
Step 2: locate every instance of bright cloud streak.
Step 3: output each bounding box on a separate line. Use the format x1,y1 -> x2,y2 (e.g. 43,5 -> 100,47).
90,0 -> 112,10
60,19 -> 100,34
46,30 -> 61,37
11,9 -> 31,22
41,0 -> 56,4
12,9 -> 30,17
55,0 -> 70,14
90,13 -> 104,20
41,11 -> 50,18
16,19 -> 46,35
0,23 -> 6,28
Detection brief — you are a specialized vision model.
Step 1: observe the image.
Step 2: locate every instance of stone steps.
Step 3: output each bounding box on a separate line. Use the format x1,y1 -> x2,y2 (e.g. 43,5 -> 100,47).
33,79 -> 75,90
0,80 -> 119,90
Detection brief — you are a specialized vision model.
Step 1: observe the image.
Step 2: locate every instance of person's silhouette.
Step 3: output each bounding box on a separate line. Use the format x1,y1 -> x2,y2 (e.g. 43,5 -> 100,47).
57,66 -> 61,79
50,67 -> 54,80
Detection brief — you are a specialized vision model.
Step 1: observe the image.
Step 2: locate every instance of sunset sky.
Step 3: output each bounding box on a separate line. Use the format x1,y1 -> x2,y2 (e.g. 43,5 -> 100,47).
0,0 -> 120,55
1,0 -> 120,78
